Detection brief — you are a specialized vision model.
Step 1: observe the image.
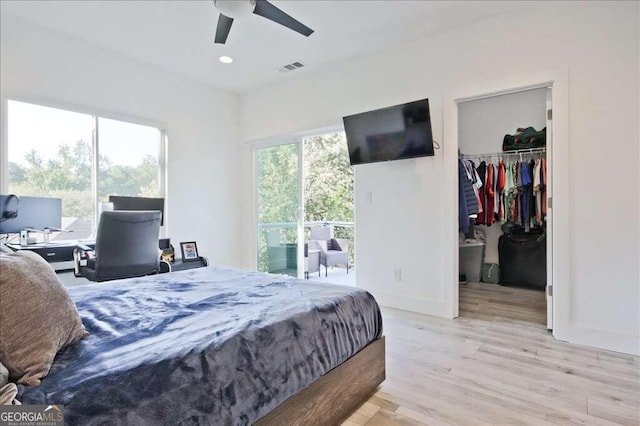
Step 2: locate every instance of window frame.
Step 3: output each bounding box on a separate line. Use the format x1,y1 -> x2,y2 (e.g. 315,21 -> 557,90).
0,93 -> 168,236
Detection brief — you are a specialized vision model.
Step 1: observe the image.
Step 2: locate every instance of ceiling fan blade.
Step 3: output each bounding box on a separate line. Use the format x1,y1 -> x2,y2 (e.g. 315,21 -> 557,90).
214,14 -> 234,44
253,0 -> 314,37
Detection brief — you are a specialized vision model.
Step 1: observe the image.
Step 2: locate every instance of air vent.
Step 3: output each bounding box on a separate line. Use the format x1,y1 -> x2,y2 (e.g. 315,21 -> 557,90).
278,61 -> 305,73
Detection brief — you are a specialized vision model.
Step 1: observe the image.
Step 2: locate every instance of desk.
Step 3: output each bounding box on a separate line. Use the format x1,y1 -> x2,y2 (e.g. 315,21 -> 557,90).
160,257 -> 209,273
6,239 -> 206,274
6,241 -> 95,272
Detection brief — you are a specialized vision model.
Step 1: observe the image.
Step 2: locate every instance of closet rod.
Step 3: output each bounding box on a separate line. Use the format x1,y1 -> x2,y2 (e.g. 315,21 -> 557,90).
460,147 -> 546,159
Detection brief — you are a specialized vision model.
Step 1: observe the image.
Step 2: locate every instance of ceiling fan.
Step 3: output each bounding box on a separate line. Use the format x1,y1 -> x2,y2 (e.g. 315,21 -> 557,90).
213,0 -> 314,44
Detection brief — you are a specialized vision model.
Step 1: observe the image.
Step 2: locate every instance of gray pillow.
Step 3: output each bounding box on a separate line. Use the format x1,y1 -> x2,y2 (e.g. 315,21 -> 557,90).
329,238 -> 343,251
0,251 -> 88,386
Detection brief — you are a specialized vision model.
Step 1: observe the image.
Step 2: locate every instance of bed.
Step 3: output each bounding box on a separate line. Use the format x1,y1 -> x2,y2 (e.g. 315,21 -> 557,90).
16,266 -> 384,425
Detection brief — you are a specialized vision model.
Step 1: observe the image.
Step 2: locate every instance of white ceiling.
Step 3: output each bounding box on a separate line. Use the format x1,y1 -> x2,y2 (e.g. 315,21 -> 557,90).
1,1 -> 537,93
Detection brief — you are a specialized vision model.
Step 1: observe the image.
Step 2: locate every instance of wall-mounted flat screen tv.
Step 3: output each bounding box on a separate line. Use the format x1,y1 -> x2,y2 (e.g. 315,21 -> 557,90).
343,98 -> 434,165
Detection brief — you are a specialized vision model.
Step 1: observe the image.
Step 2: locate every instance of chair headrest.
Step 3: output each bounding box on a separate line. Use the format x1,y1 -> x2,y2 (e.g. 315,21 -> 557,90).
310,227 -> 331,241
100,210 -> 161,223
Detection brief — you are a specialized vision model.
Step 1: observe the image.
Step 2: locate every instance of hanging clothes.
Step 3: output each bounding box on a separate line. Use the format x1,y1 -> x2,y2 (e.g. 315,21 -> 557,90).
472,163 -> 484,216
529,159 -> 537,223
498,161 -> 506,222
520,161 -> 531,232
475,161 -> 487,225
512,161 -> 520,224
533,158 -> 542,224
461,159 -> 482,217
504,161 -> 516,223
461,160 -> 479,216
458,159 -> 470,233
492,162 -> 499,220
461,151 -> 547,230
466,159 -> 484,216
541,158 -> 547,218
458,158 -> 481,233
485,163 -> 495,226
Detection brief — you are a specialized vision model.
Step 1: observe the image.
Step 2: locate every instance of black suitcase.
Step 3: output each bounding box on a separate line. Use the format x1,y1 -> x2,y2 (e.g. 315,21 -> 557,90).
498,227 -> 546,289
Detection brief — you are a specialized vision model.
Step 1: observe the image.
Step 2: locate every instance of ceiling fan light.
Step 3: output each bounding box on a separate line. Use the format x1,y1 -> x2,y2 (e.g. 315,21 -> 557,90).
219,56 -> 234,64
214,0 -> 256,19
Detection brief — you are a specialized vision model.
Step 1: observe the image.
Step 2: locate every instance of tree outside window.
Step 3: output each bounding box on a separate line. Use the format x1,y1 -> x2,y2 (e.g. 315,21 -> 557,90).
6,100 -> 163,240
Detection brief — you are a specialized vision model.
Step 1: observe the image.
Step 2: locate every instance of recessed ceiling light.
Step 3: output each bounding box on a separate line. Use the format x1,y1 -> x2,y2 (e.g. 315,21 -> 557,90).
219,56 -> 233,64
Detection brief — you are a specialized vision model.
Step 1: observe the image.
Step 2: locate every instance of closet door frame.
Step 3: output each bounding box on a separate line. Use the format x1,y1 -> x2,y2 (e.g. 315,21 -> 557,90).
444,69 -> 570,341
545,87 -> 554,329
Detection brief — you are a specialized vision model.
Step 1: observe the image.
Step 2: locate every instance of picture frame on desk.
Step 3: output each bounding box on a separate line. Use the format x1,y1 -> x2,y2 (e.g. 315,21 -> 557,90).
180,241 -> 200,262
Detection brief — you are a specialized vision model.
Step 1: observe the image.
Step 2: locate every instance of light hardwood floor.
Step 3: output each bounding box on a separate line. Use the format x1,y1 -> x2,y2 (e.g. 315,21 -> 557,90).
459,282 -> 548,325
344,284 -> 640,425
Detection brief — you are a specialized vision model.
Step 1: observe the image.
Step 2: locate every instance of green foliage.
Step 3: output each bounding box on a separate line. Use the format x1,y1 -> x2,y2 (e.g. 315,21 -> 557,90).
8,161 -> 26,183
304,133 -> 354,263
256,133 -> 354,227
303,133 -> 353,223
257,144 -> 298,224
8,139 -> 159,220
99,156 -> 159,199
256,144 -> 298,272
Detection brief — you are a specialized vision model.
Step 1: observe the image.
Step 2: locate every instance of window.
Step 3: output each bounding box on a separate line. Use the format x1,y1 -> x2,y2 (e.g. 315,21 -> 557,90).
97,117 -> 162,201
5,100 -> 165,240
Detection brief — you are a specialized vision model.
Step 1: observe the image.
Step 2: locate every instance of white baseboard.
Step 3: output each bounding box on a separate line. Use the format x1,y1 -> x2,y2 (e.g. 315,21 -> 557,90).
372,291 -> 452,319
555,325 -> 640,356
374,291 -> 639,356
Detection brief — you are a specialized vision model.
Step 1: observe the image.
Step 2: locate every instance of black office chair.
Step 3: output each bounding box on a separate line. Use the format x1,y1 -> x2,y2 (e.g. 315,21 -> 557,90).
73,210 -> 162,282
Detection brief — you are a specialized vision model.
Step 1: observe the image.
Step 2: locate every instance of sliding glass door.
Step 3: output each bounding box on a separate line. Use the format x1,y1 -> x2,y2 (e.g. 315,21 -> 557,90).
255,143 -> 302,277
255,132 -> 355,283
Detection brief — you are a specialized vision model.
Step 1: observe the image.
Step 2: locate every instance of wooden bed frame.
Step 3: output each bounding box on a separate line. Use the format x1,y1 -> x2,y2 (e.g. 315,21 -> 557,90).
256,336 -> 385,425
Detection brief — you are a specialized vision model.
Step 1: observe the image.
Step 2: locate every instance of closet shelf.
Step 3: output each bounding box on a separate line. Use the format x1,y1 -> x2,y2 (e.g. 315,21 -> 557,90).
460,147 -> 546,159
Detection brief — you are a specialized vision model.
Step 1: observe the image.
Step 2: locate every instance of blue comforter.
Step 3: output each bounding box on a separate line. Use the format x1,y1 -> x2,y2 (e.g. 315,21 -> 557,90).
18,267 -> 382,425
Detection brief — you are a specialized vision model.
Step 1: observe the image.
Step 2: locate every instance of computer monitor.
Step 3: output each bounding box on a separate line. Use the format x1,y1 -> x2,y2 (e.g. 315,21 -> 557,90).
108,195 -> 165,226
0,195 -> 63,234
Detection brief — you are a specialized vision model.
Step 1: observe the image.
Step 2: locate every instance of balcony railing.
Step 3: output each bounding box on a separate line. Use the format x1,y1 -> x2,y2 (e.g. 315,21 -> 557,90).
257,221 -> 355,269
257,221 -> 354,229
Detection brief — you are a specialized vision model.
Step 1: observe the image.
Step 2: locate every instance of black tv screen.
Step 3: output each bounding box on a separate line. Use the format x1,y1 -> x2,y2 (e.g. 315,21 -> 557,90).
343,98 -> 434,165
109,195 -> 165,226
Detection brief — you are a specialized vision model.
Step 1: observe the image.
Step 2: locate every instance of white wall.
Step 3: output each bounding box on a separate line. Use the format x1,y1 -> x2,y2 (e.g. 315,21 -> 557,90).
240,3 -> 640,354
458,88 -> 547,155
458,89 -> 547,265
0,16 -> 243,267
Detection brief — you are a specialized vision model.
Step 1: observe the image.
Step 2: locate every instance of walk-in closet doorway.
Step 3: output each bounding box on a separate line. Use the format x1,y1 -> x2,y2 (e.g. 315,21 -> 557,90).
456,83 -> 553,330
442,69 -> 572,341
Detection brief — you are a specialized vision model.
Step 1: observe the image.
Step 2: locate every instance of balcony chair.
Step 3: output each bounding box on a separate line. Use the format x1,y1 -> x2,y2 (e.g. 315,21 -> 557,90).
73,210 -> 162,282
304,243 -> 321,279
309,226 -> 349,277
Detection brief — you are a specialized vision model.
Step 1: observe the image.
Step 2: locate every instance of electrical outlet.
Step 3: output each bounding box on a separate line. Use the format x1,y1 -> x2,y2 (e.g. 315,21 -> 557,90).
394,268 -> 402,281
